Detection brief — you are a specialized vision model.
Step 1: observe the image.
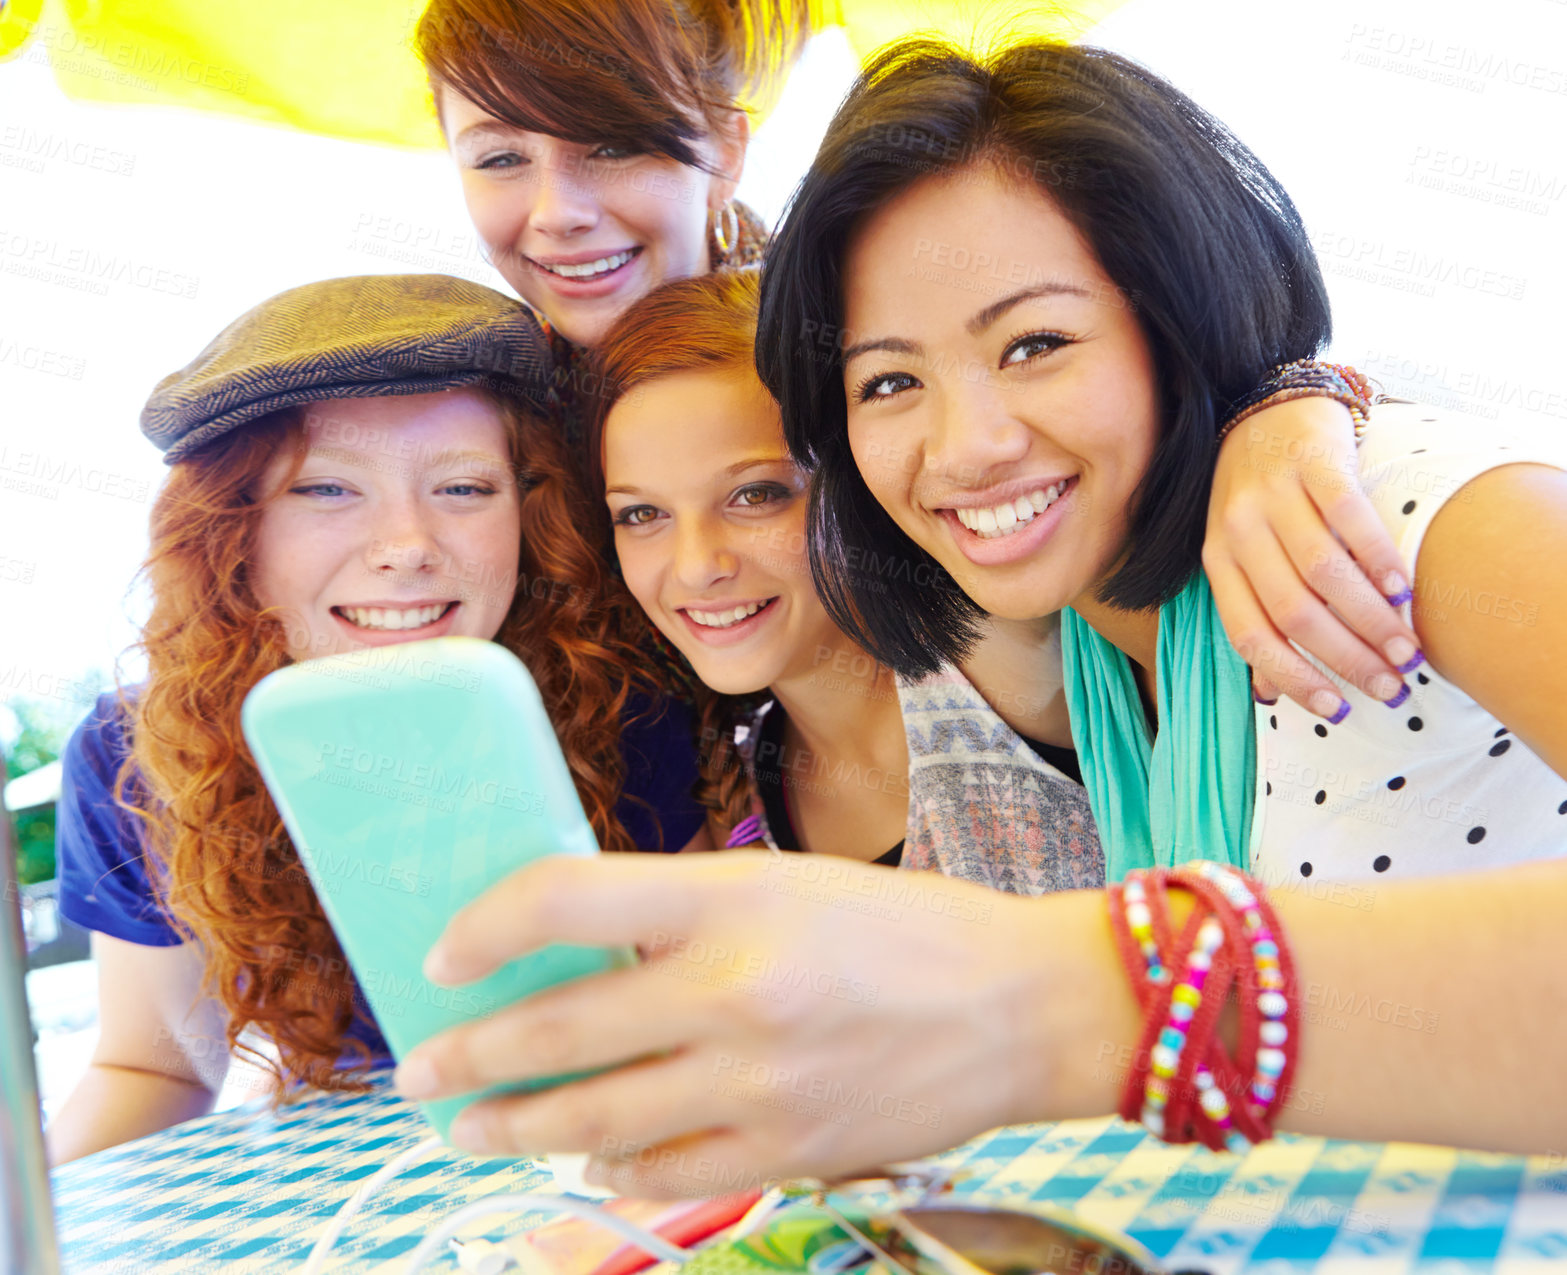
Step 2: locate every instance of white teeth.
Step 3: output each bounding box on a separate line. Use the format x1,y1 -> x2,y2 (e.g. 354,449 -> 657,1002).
955,482 -> 1070,539
539,250 -> 635,280
341,604 -> 448,631
688,600 -> 767,629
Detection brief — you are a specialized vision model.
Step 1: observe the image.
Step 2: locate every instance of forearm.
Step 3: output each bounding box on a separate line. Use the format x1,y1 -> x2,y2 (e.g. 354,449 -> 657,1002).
1272,864 -> 1559,1153
46,1061 -> 221,1165
1012,862 -> 1567,1155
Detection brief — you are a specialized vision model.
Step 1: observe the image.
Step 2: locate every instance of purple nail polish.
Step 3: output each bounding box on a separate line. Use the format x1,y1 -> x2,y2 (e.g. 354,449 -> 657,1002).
1253,690 -> 1278,705
1395,650 -> 1425,674
1386,587 -> 1414,607
1327,699 -> 1352,725
1383,683 -> 1411,709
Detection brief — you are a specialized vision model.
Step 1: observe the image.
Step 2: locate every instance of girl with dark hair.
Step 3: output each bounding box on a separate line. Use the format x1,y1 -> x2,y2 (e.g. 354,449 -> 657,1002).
754,39 -> 1567,883
414,0 -> 1426,714
47,276 -> 709,1163
587,269 -> 1102,892
388,44 -> 1567,1185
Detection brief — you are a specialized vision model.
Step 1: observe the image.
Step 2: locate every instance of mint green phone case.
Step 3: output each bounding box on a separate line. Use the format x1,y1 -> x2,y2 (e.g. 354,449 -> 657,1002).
240,636 -> 633,1142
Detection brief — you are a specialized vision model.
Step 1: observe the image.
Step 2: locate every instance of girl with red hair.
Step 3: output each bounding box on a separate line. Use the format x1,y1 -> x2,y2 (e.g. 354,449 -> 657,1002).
414,0 -> 1434,735
588,269 -> 1103,892
47,274 -> 707,1163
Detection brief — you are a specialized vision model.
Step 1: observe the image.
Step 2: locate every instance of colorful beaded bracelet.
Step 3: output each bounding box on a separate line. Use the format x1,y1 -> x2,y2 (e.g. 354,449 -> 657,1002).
1108,862 -> 1300,1152
1215,359 -> 1380,450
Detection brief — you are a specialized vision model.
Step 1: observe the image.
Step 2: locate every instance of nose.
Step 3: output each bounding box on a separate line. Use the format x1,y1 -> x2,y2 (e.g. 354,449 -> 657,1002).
670,515 -> 739,593
529,151 -> 601,240
924,375 -> 1031,489
366,495 -> 444,575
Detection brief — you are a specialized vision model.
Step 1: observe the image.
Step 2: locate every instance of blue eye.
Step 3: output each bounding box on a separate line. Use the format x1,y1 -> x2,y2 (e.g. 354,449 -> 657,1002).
590,143 -> 638,160
475,151 -> 525,171
853,371 -> 919,404
439,483 -> 496,497
291,482 -> 347,497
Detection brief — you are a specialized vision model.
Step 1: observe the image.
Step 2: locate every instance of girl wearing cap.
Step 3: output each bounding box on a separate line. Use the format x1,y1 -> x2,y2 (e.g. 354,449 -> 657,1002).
590,268 -> 1101,892
47,274 -> 710,1163
413,0 -> 1437,741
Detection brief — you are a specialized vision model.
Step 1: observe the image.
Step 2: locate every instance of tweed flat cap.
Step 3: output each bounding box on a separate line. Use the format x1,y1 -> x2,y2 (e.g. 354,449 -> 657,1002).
142,274 -> 553,463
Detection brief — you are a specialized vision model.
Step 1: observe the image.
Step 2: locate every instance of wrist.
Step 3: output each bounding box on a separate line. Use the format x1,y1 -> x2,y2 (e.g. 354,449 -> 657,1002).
995,889 -> 1143,1127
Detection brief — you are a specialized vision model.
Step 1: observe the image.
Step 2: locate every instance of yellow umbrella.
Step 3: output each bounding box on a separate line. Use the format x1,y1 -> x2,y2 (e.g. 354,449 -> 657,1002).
0,0 -> 1130,149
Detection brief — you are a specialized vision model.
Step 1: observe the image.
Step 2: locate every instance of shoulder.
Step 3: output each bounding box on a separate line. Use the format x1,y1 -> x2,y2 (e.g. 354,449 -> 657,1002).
60,690 -> 137,791
1356,400 -> 1567,567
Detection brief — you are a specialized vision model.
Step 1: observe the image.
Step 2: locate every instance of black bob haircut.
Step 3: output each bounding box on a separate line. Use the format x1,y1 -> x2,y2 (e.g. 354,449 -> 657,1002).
755,39 -> 1332,680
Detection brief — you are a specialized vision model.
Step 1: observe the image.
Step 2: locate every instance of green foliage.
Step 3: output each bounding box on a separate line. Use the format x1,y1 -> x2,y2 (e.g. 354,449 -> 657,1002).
5,680 -> 106,884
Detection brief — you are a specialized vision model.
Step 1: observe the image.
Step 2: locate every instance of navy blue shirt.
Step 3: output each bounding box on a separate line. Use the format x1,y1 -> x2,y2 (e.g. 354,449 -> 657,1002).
57,688 -> 703,1063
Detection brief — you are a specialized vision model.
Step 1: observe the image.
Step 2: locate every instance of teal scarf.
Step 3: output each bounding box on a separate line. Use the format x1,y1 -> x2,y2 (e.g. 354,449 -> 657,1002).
1060,574 -> 1255,882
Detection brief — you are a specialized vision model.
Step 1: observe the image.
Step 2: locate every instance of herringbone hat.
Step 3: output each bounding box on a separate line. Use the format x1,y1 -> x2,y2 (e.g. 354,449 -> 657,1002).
142,274 -> 552,463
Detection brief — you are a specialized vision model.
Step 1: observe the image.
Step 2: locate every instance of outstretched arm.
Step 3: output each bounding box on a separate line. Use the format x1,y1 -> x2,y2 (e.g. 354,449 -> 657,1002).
394,850 -> 1567,1195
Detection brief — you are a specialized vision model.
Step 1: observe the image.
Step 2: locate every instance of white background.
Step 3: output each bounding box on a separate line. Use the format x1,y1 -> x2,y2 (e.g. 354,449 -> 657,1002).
2,0 -> 1564,735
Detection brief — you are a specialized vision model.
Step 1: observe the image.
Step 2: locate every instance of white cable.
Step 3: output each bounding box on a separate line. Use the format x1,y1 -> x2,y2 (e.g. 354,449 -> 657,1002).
402,1194 -> 693,1275
300,1134 -> 444,1275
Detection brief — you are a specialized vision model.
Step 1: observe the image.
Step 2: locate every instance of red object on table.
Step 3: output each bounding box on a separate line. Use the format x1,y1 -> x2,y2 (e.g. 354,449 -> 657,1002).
588,1192 -> 765,1275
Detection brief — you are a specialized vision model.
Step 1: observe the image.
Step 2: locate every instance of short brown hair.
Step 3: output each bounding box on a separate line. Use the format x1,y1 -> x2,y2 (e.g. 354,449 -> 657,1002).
417,0 -> 812,171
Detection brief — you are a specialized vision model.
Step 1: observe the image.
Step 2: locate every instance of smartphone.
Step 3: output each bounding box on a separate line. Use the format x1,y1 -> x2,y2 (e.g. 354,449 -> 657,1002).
241,636 -> 633,1141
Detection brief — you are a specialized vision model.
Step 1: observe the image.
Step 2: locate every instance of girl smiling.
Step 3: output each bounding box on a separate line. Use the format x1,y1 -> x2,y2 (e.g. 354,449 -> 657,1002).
589,270 -> 1103,890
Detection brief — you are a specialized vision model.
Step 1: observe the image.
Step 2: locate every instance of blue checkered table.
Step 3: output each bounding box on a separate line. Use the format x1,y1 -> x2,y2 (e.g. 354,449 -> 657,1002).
52,1073 -> 1567,1273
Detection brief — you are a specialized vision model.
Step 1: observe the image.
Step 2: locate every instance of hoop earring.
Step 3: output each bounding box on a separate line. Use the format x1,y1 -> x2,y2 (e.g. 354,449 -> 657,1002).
712,200 -> 740,264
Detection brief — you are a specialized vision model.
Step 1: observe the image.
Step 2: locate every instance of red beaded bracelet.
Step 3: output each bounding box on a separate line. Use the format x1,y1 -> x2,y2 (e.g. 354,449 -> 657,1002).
1108,862 -> 1300,1152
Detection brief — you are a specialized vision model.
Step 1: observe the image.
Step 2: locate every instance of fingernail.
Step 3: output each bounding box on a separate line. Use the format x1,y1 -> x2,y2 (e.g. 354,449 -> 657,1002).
395,1054 -> 439,1100
1309,690 -> 1351,723
1382,571 -> 1412,606
423,946 -> 457,986
1253,689 -> 1278,705
1383,682 -> 1410,709
1369,674 -> 1401,701
1395,649 -> 1425,675
1384,637 -> 1418,669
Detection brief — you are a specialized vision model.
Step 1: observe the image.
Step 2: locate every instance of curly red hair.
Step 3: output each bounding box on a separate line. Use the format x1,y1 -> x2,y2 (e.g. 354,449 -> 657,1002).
122,392 -> 651,1095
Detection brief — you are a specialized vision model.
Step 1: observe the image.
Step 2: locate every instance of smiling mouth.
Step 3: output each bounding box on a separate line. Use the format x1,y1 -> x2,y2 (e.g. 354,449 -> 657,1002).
529,247 -> 642,282
682,598 -> 777,630
950,478 -> 1075,539
332,601 -> 458,632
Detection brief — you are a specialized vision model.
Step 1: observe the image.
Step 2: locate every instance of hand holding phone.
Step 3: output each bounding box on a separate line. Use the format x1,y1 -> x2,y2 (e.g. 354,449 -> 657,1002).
242,636 -> 633,1141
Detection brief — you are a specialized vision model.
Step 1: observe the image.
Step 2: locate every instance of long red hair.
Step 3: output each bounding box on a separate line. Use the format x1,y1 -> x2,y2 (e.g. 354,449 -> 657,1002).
123,392 -> 650,1094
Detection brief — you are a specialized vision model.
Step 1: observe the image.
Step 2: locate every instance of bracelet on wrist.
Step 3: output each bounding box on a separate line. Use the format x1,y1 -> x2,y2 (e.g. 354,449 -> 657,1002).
1108,862 -> 1299,1152
1215,359 -> 1380,451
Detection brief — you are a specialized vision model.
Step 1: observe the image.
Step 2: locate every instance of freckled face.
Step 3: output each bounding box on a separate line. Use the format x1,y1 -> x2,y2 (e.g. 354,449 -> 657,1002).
840,165 -> 1161,621
441,88 -> 742,350
250,390 -> 521,660
603,370 -> 842,696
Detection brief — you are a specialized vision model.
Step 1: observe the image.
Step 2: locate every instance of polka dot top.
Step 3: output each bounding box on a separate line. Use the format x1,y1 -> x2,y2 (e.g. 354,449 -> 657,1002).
1248,400 -> 1567,886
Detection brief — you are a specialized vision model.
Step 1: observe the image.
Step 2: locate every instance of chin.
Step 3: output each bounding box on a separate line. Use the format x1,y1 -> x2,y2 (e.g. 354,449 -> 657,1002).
687,661 -> 772,698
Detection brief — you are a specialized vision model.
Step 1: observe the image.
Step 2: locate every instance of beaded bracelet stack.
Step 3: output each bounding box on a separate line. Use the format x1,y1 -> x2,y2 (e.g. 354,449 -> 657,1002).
1215,359 -> 1380,450
1108,861 -> 1300,1153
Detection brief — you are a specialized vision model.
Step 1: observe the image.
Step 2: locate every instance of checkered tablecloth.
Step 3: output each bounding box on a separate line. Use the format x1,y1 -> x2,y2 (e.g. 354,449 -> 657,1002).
52,1074 -> 1567,1274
